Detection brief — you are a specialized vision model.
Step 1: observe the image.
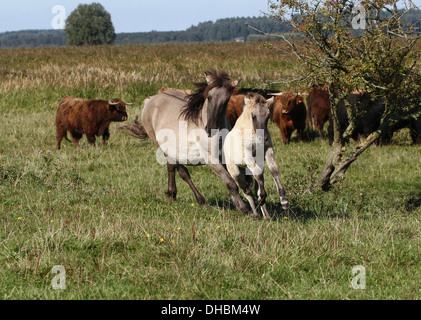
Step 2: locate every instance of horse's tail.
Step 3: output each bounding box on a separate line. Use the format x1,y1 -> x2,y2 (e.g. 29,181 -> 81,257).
118,115 -> 149,141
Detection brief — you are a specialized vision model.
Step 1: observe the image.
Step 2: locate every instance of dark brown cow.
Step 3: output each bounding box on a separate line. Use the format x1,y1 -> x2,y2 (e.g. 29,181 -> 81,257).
328,93 -> 384,145
234,87 -> 283,99
55,96 -> 132,149
410,116 -> 421,144
272,92 -> 307,144
306,85 -> 330,138
227,88 -> 283,128
305,85 -> 420,145
329,93 -> 421,145
226,93 -> 246,128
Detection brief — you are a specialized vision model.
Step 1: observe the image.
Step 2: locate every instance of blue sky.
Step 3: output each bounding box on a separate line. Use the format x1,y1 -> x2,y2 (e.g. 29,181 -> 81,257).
0,0 -> 271,33
1,0 -> 420,33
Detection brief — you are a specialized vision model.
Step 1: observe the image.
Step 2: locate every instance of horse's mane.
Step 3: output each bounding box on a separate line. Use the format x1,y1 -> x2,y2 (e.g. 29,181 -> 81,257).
180,70 -> 233,125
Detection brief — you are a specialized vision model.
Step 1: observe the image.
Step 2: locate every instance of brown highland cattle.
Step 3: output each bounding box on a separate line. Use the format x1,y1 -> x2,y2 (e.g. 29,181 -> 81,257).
55,96 -> 132,149
306,85 -> 330,138
272,92 -> 307,144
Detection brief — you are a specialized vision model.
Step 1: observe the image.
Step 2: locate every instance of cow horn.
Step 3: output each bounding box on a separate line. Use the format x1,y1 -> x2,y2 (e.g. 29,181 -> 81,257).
269,92 -> 285,96
124,102 -> 134,106
108,100 -> 120,105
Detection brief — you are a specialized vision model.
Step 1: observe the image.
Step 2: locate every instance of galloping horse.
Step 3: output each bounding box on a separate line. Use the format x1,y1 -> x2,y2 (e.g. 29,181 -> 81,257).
223,92 -> 289,219
121,70 -> 251,215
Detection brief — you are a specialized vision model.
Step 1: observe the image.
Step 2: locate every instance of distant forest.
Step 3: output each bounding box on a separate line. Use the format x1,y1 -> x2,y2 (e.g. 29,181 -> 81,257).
0,16 -> 290,48
1,11 -> 420,48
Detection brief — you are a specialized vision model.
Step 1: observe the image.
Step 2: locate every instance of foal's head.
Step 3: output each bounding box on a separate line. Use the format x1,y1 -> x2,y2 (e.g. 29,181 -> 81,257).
244,93 -> 275,141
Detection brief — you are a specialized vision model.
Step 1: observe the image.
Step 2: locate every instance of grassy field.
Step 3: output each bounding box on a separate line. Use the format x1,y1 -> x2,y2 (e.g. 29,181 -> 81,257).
0,42 -> 420,300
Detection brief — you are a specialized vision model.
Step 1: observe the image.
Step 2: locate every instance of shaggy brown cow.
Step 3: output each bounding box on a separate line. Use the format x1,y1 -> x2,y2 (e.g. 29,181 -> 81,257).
55,96 -> 132,149
272,92 -> 307,143
329,93 -> 412,145
234,87 -> 283,99
227,88 -> 283,128
226,93 -> 246,127
306,85 -> 330,138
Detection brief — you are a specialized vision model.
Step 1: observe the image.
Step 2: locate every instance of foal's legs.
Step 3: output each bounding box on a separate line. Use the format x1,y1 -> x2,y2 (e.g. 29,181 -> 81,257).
245,160 -> 271,220
265,147 -> 289,210
229,166 -> 260,218
244,159 -> 266,206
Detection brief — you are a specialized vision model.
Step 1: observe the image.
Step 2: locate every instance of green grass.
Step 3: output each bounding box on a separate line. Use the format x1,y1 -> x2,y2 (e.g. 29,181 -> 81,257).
0,43 -> 420,300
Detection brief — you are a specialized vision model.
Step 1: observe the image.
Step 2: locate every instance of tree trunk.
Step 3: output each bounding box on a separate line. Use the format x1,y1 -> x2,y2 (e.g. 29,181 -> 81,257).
315,141 -> 343,191
312,130 -> 382,191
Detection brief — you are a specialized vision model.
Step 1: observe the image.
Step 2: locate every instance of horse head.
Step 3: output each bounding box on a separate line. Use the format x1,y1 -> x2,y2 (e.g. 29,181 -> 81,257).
244,93 -> 274,142
182,70 -> 241,137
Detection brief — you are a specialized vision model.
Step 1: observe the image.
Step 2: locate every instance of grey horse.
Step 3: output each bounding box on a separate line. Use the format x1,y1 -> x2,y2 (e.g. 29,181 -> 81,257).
121,70 -> 251,216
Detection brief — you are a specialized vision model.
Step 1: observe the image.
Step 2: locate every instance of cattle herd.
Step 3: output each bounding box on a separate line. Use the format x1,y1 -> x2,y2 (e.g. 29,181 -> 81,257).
56,86 -> 421,149
53,71 -> 420,219
55,85 -> 421,150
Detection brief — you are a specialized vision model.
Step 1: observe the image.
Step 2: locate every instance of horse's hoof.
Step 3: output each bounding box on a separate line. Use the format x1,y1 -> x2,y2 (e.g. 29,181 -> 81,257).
281,200 -> 289,210
249,213 -> 262,220
263,214 -> 272,221
197,196 -> 206,205
202,202 -> 212,210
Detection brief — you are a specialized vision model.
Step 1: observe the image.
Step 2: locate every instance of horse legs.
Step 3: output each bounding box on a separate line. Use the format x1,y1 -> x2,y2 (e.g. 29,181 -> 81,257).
265,147 -> 289,210
165,163 -> 177,201
228,165 -> 260,218
245,161 -> 270,220
176,164 -> 206,205
165,163 -> 206,205
207,162 -> 250,215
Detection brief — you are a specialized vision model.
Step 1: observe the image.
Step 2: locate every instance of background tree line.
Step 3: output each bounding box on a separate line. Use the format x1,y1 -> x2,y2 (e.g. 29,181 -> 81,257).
0,16 -> 293,48
1,9 -> 419,48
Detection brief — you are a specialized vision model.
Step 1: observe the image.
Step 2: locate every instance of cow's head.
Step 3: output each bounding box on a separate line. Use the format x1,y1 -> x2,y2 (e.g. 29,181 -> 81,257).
108,99 -> 133,122
275,94 -> 304,115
